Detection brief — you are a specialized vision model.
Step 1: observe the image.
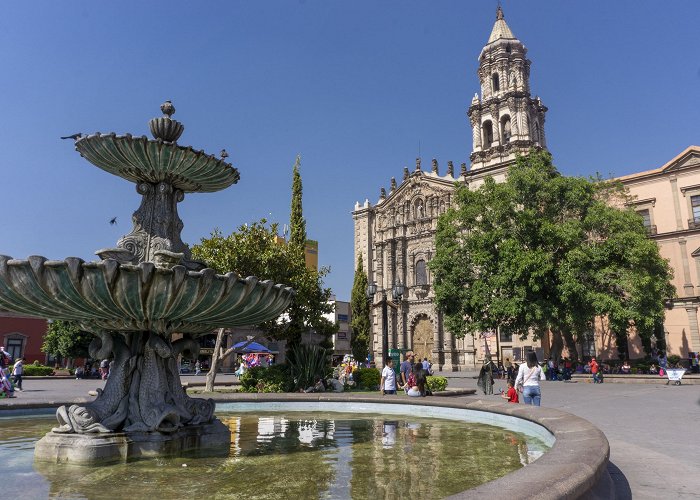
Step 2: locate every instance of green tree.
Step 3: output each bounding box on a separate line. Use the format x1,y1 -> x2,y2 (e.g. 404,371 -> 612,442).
191,219 -> 335,389
350,255 -> 371,362
41,320 -> 93,365
431,150 -> 675,362
289,155 -> 307,249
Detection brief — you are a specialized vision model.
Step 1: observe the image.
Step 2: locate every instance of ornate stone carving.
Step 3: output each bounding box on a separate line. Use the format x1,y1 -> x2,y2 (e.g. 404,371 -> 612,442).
447,161 -> 454,177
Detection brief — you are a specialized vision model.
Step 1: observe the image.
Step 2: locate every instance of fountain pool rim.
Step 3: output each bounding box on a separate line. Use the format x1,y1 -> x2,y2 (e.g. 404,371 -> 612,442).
1,395 -> 612,500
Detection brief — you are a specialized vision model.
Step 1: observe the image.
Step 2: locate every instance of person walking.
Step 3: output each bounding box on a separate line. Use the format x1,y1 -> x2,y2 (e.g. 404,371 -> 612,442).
477,358 -> 495,395
11,357 -> 24,391
380,358 -> 397,395
515,352 -> 546,406
195,360 -> 201,376
588,357 -> 600,383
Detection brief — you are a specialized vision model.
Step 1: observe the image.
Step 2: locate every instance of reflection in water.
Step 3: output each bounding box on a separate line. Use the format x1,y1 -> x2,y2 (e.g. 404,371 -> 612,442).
0,411 -> 549,499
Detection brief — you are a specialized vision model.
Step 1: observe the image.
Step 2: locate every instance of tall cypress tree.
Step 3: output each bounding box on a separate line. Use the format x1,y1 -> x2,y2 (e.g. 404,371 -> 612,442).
289,155 -> 307,250
350,255 -> 371,362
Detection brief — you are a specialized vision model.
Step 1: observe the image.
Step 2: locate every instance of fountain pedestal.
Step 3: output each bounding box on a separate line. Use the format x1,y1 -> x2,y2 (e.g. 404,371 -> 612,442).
34,419 -> 231,464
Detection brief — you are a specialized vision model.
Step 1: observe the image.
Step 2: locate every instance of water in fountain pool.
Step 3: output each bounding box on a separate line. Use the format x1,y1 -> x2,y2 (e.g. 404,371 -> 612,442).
0,411 -> 549,499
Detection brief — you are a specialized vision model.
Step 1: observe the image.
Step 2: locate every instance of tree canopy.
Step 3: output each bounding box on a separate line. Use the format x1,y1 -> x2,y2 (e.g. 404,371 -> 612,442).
41,320 -> 93,360
431,150 -> 675,360
350,255 -> 371,362
191,219 -> 335,347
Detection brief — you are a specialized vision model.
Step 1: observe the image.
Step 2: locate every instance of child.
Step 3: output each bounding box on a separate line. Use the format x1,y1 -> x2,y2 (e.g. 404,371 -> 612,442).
501,379 -> 519,404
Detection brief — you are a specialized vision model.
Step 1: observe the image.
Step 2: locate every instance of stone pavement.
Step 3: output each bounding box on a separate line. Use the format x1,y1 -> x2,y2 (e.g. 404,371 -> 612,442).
2,373 -> 699,499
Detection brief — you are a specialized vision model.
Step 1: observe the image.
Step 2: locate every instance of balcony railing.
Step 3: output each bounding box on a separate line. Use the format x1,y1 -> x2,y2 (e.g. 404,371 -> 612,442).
689,218 -> 700,230
645,224 -> 657,236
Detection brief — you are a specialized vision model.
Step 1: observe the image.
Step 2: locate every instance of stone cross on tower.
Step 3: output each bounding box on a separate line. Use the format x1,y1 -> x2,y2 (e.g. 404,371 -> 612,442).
467,6 -> 548,170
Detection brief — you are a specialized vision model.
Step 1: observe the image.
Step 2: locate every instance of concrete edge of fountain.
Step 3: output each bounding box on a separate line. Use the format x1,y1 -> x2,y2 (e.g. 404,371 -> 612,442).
214,394 -> 613,500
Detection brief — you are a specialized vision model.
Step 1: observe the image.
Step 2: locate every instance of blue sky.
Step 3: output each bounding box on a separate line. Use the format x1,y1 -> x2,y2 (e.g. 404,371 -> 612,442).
1,1 -> 698,301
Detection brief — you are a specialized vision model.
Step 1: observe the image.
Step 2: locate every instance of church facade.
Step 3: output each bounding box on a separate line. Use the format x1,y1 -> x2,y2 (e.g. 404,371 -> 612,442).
353,8 -> 547,370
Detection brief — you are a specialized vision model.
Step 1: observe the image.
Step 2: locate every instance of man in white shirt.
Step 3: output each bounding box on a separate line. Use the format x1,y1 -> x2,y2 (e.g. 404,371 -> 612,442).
380,358 -> 397,395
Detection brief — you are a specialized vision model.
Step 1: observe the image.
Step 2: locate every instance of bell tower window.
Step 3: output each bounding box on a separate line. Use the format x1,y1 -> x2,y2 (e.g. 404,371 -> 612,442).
482,121 -> 494,148
501,115 -> 511,143
492,73 -> 500,92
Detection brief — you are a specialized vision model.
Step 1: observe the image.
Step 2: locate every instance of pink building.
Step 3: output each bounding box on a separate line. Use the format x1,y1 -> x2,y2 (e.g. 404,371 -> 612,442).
597,145 -> 700,360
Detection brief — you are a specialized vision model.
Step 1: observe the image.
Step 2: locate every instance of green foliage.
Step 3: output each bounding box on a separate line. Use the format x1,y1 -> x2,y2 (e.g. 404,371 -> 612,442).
41,320 -> 93,359
288,344 -> 330,390
350,255 -> 371,362
23,364 -> 54,376
431,150 -> 675,356
240,365 -> 293,393
668,354 -> 682,367
426,376 -> 448,393
354,367 -> 381,390
289,155 -> 307,250
191,219 -> 335,346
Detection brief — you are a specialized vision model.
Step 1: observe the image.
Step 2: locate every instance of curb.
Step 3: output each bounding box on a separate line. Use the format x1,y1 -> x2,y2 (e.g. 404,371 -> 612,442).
207,393 -> 611,500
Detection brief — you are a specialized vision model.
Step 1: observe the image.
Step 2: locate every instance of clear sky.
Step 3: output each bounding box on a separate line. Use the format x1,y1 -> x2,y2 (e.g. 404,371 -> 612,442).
1,1 -> 698,301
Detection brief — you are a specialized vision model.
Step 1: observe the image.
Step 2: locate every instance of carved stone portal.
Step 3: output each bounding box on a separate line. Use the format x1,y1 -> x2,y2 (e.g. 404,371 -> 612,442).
412,317 -> 434,362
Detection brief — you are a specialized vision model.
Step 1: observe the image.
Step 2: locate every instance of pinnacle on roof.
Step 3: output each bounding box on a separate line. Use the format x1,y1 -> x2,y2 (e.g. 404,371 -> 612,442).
487,5 -> 516,44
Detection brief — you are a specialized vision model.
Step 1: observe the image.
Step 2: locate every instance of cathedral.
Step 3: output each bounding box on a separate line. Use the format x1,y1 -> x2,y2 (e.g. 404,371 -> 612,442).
352,7 -> 548,370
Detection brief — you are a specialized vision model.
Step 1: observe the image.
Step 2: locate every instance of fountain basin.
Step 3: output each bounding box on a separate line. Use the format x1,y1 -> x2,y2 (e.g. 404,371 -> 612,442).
75,133 -> 240,192
0,397 -> 612,500
0,255 -> 294,333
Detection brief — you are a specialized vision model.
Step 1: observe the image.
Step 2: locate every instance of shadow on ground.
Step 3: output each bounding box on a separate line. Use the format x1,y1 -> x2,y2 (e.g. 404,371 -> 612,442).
608,461 -> 632,500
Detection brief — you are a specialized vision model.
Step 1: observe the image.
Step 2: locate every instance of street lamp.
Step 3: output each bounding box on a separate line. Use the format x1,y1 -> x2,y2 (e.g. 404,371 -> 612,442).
367,280 -> 405,365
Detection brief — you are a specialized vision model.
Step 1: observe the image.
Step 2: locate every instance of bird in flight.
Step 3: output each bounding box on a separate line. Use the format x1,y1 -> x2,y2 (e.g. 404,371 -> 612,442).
60,133 -> 82,140
109,217 -> 118,225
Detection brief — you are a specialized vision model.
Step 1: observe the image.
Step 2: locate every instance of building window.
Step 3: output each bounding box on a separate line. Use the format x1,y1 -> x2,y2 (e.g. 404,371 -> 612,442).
636,209 -> 657,235
482,121 -> 494,148
581,332 -> 596,359
337,331 -> 347,340
492,73 -> 500,92
499,329 -> 513,343
501,115 -> 511,143
337,314 -> 349,323
415,259 -> 427,286
691,195 -> 700,223
5,337 -> 23,360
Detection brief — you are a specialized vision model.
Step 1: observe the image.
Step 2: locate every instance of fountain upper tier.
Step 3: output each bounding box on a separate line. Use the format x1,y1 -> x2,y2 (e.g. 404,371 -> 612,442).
0,255 -> 293,334
74,101 -> 239,193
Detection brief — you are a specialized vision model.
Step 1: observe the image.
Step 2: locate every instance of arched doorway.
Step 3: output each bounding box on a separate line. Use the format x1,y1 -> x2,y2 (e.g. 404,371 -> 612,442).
412,316 -> 434,363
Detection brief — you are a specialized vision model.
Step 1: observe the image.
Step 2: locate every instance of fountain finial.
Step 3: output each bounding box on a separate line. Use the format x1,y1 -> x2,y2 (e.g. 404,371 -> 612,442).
161,100 -> 176,117
149,100 -> 184,142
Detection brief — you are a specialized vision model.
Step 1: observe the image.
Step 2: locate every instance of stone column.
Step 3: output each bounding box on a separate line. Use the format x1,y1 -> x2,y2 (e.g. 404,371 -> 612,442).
670,176 -> 684,231
685,306 -> 700,352
679,239 -> 695,296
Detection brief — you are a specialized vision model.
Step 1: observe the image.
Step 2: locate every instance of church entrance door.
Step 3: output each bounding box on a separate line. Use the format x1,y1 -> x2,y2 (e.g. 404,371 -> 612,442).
412,317 -> 433,363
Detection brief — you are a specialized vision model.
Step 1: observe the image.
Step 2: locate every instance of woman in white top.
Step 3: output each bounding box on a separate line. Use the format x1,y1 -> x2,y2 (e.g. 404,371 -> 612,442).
515,352 -> 546,406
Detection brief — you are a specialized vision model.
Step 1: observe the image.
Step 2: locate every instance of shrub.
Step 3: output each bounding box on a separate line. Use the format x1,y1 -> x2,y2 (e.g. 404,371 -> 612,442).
668,355 -> 682,367
288,344 -> 331,390
240,365 -> 293,393
23,365 -> 54,376
426,376 -> 448,393
355,367 -> 381,390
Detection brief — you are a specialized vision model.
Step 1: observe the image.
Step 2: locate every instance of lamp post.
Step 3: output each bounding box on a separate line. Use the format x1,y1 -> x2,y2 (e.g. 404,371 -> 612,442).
367,280 -> 405,366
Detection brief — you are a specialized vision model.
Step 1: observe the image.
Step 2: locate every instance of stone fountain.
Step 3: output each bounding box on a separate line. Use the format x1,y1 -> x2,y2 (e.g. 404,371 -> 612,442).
0,102 -> 294,464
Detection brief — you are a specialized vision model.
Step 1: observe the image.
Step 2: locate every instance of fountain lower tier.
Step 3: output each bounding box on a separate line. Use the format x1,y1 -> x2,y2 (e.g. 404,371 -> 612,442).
34,331 -> 231,464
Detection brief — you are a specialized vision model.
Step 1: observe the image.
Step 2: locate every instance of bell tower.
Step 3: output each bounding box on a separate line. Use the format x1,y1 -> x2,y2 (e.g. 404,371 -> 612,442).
468,6 -> 547,170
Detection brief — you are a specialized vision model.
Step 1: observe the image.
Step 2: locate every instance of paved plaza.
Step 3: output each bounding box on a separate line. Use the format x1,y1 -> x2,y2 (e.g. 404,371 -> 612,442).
2,374 -> 698,499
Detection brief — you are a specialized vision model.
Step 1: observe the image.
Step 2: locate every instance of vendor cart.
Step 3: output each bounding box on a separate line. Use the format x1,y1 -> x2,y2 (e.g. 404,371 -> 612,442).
665,367 -> 686,386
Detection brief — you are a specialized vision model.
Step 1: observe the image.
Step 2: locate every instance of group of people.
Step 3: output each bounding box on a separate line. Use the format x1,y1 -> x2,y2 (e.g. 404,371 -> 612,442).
0,346 -> 24,398
380,352 -> 432,397
478,352 -> 547,406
